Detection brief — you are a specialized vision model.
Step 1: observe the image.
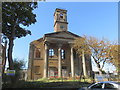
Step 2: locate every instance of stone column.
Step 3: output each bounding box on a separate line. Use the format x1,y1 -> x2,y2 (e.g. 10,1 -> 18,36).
71,47 -> 75,78
28,43 -> 35,80
43,42 -> 49,78
58,44 -> 62,77
82,50 -> 87,77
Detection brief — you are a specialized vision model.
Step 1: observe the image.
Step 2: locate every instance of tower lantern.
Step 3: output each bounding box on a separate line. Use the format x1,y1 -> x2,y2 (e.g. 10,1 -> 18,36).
54,8 -> 68,32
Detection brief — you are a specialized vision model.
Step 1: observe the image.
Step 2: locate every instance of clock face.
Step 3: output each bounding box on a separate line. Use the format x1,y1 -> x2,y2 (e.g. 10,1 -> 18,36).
60,25 -> 64,29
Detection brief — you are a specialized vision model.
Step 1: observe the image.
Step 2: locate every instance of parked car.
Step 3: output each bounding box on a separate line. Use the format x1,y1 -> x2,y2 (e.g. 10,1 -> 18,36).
79,81 -> 120,90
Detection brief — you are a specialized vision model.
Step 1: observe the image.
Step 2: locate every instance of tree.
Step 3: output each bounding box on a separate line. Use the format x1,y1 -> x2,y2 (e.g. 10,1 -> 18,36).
74,36 -> 112,75
73,37 -> 91,77
3,58 -> 25,84
2,2 -> 38,70
13,58 -> 25,81
73,37 -> 91,56
109,45 -> 120,71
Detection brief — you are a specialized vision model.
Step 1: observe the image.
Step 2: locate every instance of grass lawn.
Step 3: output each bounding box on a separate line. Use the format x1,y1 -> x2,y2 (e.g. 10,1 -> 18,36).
3,78 -> 92,88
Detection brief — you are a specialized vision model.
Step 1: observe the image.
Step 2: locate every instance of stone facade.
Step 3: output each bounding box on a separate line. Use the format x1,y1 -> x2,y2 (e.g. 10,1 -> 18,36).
28,8 -> 92,80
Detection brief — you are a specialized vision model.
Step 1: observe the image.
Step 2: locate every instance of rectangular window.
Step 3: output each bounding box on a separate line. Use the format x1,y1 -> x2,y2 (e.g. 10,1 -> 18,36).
62,66 -> 67,77
35,48 -> 41,59
49,49 -> 54,57
34,66 -> 40,74
61,49 -> 65,59
62,66 -> 67,69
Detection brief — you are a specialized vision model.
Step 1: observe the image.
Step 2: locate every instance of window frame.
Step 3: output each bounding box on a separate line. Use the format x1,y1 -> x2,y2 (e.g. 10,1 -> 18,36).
60,13 -> 63,18
34,66 -> 40,74
49,49 -> 54,58
62,66 -> 67,69
61,49 -> 65,59
34,48 -> 41,59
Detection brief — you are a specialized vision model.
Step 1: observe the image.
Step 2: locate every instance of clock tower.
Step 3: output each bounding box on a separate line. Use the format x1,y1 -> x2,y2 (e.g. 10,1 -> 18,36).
54,8 -> 68,32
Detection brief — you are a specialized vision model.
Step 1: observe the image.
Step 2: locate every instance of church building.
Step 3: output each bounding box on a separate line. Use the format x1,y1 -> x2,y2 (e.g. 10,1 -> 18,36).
28,8 -> 92,80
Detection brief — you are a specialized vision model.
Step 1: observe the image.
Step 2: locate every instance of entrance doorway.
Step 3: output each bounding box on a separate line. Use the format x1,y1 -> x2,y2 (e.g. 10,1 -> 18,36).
62,66 -> 68,77
49,67 -> 58,77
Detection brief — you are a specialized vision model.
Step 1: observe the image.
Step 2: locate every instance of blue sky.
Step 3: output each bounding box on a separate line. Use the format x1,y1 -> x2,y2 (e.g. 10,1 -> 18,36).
12,2 -> 118,72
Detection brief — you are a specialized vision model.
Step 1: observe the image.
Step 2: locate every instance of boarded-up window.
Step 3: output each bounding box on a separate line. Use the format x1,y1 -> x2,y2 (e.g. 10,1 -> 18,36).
34,66 -> 40,74
35,48 -> 41,58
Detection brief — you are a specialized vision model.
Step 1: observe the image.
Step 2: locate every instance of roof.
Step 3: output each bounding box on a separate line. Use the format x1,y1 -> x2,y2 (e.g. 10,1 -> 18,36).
30,38 -> 43,45
55,8 -> 67,12
30,31 -> 81,44
54,8 -> 67,16
44,31 -> 81,38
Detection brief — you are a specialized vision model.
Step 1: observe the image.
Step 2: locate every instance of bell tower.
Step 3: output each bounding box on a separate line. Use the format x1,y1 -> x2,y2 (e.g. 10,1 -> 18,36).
54,8 -> 68,32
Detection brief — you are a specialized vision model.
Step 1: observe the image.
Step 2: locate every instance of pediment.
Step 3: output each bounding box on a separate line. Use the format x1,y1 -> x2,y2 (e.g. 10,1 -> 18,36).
44,31 -> 81,39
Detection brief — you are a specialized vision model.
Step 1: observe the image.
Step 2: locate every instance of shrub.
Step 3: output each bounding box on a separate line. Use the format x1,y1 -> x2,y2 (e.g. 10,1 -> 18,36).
37,78 -> 48,82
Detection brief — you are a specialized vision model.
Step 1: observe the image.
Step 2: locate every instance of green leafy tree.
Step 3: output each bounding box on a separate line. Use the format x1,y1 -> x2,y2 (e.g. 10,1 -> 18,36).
74,36 -> 112,75
3,58 -> 25,86
2,2 -> 38,70
13,58 -> 25,80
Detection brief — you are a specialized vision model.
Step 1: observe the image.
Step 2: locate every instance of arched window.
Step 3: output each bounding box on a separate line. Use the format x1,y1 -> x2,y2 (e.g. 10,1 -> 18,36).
35,48 -> 41,58
60,13 -> 63,18
49,49 -> 54,57
61,49 -> 65,59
